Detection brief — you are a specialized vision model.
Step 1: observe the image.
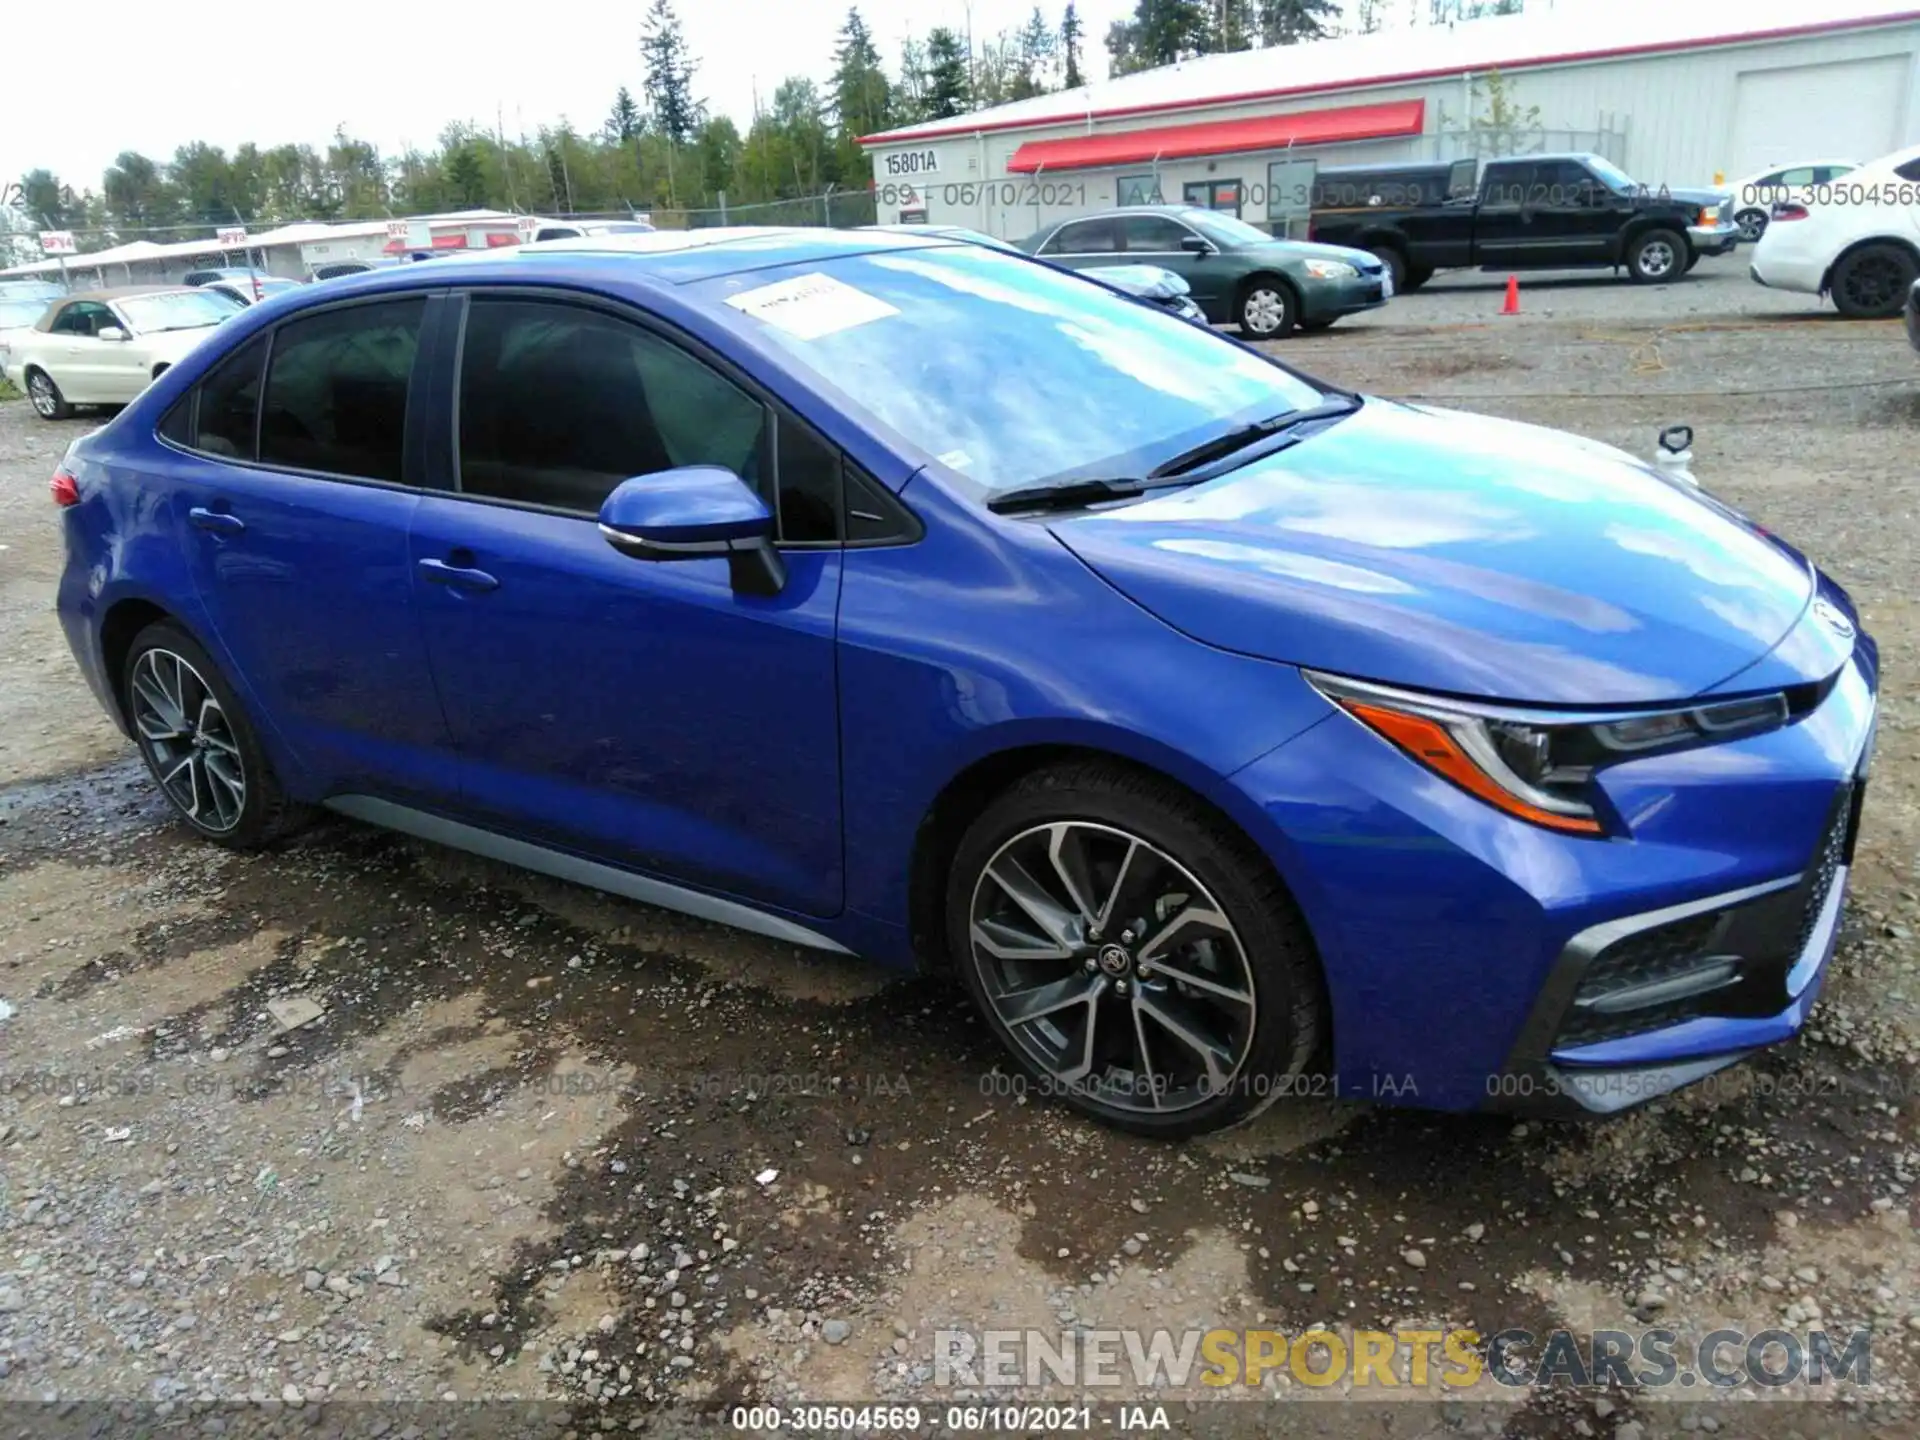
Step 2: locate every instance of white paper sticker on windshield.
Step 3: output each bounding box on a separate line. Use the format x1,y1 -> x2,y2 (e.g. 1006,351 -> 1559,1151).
725,272 -> 899,340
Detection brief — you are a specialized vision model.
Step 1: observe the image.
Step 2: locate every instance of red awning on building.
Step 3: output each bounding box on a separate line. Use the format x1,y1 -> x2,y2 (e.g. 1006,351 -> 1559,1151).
1005,99 -> 1425,174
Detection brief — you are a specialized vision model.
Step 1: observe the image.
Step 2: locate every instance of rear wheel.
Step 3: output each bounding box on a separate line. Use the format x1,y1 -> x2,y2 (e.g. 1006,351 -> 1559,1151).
121,621 -> 307,848
25,368 -> 71,420
948,762 -> 1327,1138
1627,229 -> 1685,284
1830,242 -> 1918,319
1236,279 -> 1296,339
1401,265 -> 1434,291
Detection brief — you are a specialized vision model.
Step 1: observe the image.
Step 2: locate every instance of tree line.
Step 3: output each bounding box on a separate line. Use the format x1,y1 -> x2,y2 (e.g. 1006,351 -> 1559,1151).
9,0 -> 1524,248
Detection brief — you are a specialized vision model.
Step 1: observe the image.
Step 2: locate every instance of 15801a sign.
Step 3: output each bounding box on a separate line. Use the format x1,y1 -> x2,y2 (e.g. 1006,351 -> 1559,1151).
881,148 -> 940,178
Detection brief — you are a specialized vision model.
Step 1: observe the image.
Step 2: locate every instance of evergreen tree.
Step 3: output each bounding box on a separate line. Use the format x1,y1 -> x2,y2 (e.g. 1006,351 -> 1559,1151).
894,36 -> 931,124
641,0 -> 703,145
924,28 -> 971,119
1257,0 -> 1338,44
1060,2 -> 1085,88
1010,7 -> 1057,99
830,9 -> 892,140
1111,0 -> 1207,71
1208,0 -> 1257,52
444,144 -> 487,206
607,86 -> 643,144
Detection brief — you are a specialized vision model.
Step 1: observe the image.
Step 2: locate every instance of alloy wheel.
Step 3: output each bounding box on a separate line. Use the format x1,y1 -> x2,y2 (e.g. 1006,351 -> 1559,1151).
129,648 -> 246,833
1736,209 -> 1767,243
1638,239 -> 1677,279
1242,288 -> 1287,335
1841,253 -> 1905,314
28,373 -> 58,417
968,821 -> 1258,1116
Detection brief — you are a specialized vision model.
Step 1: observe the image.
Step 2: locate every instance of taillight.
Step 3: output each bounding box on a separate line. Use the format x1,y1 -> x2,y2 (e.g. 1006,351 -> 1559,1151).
1772,204 -> 1810,222
50,468 -> 79,507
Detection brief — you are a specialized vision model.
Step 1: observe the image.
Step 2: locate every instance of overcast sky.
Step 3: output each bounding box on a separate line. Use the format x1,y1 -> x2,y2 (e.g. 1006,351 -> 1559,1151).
2,0 -> 1161,192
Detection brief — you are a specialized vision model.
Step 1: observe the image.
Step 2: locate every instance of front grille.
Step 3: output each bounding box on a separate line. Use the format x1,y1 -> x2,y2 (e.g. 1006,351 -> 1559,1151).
1793,788 -> 1851,962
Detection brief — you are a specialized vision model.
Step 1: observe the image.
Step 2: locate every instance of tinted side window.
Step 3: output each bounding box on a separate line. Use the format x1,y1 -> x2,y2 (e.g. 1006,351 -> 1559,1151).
259,299 -> 423,482
457,298 -> 765,514
1483,164 -> 1537,204
192,335 -> 267,459
1896,158 -> 1920,182
1049,220 -> 1116,255
1119,216 -> 1192,252
775,413 -> 840,543
1776,167 -> 1815,187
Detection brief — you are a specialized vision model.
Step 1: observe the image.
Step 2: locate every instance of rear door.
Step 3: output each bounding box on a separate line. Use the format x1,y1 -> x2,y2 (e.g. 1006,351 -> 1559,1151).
1472,161 -> 1534,265
166,293 -> 456,797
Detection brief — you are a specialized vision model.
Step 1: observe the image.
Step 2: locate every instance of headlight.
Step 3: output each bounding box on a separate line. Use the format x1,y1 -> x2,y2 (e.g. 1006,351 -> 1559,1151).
1307,671 -> 1795,836
1303,260 -> 1358,280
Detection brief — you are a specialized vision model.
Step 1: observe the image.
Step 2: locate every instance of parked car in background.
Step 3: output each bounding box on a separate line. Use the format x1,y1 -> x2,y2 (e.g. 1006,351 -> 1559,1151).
48,227 -> 1875,1136
183,267 -> 278,301
865,222 -> 1209,324
12,287 -> 238,419
0,295 -> 56,385
204,276 -> 304,307
526,219 -> 656,243
1750,144 -> 1920,318
1018,205 -> 1389,337
1310,153 -> 1737,289
1724,160 -> 1858,242
310,260 -> 389,281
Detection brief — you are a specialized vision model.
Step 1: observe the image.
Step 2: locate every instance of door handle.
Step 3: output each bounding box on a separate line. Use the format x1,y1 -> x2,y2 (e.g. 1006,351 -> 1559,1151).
417,557 -> 499,592
187,506 -> 245,535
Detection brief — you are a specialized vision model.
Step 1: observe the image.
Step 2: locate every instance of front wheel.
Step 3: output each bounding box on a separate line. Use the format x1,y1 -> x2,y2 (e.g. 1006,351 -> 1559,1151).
1401,265 -> 1434,291
1627,228 -> 1686,283
948,762 -> 1327,1138
1368,247 -> 1407,294
1237,280 -> 1296,339
121,621 -> 308,848
26,369 -> 71,420
1830,242 -> 1918,319
1735,207 -> 1769,244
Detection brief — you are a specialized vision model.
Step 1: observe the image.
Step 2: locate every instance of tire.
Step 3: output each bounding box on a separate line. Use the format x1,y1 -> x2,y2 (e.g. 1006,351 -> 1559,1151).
1401,265 -> 1434,291
1369,246 -> 1407,294
120,620 -> 308,848
25,368 -> 71,421
1626,228 -> 1686,284
1298,318 -> 1337,332
946,761 -> 1327,1138
1830,242 -> 1918,320
1236,277 -> 1296,339
1735,207 -> 1769,244
1683,250 -> 1700,273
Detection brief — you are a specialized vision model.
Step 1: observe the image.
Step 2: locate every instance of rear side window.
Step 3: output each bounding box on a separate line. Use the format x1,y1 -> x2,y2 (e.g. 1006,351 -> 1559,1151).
192,336 -> 268,458
1048,219 -> 1117,255
456,297 -> 765,514
258,299 -> 423,483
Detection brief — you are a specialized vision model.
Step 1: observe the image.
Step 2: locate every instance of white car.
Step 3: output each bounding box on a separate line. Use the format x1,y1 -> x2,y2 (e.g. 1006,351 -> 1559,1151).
1749,143 -> 1920,318
12,287 -> 239,420
0,294 -> 56,387
1725,159 -> 1859,242
524,219 -> 656,243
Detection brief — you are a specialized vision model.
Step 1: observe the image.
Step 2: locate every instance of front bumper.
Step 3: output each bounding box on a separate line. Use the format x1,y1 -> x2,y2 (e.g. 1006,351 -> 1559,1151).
1299,271 -> 1390,321
1231,623 -> 1878,1115
1687,220 -> 1741,256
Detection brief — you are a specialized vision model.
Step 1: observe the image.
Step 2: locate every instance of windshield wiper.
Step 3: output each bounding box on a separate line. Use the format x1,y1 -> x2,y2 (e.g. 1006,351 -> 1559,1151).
986,477 -> 1157,515
1147,394 -> 1362,480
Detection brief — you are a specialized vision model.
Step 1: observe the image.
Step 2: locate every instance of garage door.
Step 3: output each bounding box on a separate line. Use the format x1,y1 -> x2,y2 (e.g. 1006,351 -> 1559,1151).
1728,56 -> 1910,176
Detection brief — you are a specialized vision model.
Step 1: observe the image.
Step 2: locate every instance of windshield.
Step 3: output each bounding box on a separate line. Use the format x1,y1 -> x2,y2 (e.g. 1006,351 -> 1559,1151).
119,290 -> 240,333
1584,155 -> 1638,192
1190,212 -> 1277,247
699,245 -> 1322,495
0,299 -> 48,328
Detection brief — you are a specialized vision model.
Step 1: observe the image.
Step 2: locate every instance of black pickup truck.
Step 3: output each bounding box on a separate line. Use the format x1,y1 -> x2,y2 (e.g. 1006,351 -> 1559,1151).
1308,153 -> 1740,292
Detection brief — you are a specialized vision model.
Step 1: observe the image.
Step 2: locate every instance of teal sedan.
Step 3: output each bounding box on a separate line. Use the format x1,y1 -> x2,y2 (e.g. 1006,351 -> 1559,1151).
1017,205 -> 1391,338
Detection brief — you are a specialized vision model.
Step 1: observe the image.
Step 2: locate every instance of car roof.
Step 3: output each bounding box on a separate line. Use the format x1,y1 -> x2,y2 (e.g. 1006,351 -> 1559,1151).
1051,205 -> 1214,225
34,287 -> 197,330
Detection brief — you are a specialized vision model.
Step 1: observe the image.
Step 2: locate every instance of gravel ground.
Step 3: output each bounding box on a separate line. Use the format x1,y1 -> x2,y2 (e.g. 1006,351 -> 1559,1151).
2,267 -> 1918,1438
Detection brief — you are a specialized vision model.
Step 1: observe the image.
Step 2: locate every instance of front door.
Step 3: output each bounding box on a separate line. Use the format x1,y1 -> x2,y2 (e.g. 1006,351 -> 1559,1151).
409,293 -> 845,918
168,296 -> 456,797
1115,212 -> 1223,310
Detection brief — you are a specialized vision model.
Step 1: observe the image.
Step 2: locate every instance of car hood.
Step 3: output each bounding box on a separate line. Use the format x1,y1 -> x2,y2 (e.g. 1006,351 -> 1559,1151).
1663,186 -> 1731,208
1247,238 -> 1381,269
1049,400 -> 1819,705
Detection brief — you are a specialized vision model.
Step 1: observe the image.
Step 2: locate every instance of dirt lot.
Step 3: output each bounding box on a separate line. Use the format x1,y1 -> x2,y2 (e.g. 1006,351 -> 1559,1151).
3,255 -> 1919,1438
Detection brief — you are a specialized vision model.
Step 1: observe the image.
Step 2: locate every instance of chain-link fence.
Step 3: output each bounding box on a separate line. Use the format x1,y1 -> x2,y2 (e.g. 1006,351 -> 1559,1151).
676,190 -> 877,230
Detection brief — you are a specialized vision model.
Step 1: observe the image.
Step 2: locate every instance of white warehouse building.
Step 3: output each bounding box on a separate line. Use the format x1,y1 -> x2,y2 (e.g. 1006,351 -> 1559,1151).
858,0 -> 1920,241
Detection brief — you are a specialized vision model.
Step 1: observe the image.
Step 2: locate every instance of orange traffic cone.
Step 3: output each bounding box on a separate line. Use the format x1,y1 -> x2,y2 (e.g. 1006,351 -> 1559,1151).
1500,275 -> 1520,315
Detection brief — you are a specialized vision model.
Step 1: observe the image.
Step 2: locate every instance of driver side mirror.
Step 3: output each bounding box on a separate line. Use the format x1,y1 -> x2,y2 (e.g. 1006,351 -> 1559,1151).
1179,234 -> 1213,255
598,465 -> 785,597
96,326 -> 129,342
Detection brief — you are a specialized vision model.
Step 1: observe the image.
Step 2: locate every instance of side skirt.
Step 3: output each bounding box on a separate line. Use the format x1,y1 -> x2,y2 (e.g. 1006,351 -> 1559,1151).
323,794 -> 854,955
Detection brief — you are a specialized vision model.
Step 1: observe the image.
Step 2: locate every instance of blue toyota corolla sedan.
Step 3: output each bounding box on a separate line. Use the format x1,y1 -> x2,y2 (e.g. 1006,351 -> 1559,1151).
51,228 -> 1876,1137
